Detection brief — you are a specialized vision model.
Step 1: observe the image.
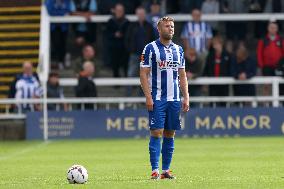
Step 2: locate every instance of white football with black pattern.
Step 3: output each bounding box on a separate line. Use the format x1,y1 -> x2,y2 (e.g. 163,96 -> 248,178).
67,165 -> 88,184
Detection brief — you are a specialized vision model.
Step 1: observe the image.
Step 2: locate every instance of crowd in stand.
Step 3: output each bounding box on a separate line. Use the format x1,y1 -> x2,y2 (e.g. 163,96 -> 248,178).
8,0 -> 284,111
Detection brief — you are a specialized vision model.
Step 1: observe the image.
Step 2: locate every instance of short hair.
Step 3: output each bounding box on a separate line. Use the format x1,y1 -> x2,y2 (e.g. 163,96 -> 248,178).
212,35 -> 224,45
49,72 -> 59,78
157,16 -> 174,27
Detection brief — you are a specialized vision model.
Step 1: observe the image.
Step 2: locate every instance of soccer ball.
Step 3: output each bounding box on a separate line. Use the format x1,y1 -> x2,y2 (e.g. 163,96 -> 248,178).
67,165 -> 88,184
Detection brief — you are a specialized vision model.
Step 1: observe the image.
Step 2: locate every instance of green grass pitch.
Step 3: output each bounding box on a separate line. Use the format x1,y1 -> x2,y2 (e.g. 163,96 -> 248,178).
0,137 -> 283,189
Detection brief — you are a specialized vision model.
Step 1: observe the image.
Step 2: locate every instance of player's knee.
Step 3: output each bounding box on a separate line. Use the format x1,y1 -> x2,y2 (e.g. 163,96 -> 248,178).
150,129 -> 163,138
163,130 -> 175,138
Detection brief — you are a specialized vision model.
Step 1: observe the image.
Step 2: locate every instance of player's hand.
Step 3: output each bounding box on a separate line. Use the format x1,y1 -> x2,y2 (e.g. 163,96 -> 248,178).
146,97 -> 154,111
182,98 -> 189,112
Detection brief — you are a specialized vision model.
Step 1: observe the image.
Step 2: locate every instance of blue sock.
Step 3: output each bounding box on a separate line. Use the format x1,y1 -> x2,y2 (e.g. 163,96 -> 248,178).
149,136 -> 161,171
162,137 -> 174,171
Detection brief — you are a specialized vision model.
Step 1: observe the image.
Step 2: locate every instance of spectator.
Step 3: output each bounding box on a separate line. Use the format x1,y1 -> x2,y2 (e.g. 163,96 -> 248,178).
203,36 -> 232,107
125,6 -> 155,96
185,48 -> 205,108
146,1 -> 163,38
72,44 -> 96,74
47,72 -> 68,111
201,0 -> 220,35
257,22 -> 284,76
257,21 -> 284,102
181,8 -> 213,65
221,0 -> 249,44
9,62 -> 42,112
45,0 -> 72,70
232,44 -> 257,105
70,0 -> 98,46
106,3 -> 130,77
75,61 -> 97,109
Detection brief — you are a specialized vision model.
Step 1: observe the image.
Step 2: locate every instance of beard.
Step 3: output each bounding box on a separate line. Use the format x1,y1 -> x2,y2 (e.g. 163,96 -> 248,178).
161,33 -> 173,40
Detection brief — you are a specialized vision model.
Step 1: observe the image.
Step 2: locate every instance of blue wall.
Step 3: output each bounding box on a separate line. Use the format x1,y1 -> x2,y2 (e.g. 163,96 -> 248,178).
26,108 -> 284,139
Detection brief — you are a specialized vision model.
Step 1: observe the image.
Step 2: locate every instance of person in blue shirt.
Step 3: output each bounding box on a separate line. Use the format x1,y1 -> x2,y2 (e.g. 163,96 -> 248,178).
146,1 -> 163,38
140,16 -> 189,180
45,0 -> 72,69
70,0 -> 98,46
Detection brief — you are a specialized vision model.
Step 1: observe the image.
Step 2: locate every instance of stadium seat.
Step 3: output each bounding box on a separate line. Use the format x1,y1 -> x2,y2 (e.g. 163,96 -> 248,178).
0,1 -> 40,104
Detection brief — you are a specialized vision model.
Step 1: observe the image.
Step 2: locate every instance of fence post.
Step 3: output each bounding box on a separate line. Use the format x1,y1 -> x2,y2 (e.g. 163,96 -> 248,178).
272,77 -> 280,107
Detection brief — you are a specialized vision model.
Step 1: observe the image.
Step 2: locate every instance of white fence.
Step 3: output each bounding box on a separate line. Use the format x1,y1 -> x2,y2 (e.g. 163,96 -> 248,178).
1,76 -> 284,119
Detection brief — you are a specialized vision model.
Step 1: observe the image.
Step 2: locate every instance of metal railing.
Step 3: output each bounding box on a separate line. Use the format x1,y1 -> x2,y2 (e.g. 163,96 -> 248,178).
1,76 -> 284,118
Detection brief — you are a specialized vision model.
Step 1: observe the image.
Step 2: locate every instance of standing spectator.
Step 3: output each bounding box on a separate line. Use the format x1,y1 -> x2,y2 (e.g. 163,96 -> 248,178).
45,0 -> 71,70
70,0 -> 98,46
232,45 -> 257,105
203,36 -> 232,107
125,6 -> 155,95
146,1 -> 163,38
185,48 -> 205,108
221,0 -> 249,44
47,72 -> 68,111
257,22 -> 284,76
106,3 -> 130,77
181,8 -> 213,65
72,44 -> 96,74
9,62 -> 42,112
201,0 -> 220,35
257,21 -> 284,101
75,61 -> 97,109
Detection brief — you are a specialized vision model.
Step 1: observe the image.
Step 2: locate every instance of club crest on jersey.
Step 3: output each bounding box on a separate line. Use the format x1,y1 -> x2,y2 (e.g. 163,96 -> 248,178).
158,60 -> 180,70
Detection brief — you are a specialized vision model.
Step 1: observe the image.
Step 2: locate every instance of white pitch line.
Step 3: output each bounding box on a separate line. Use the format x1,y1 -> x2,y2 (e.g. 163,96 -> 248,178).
0,141 -> 51,161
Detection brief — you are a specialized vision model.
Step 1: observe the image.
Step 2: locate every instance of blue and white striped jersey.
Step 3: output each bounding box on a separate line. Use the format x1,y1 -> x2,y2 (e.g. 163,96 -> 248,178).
140,39 -> 185,101
180,21 -> 212,53
15,75 -> 42,110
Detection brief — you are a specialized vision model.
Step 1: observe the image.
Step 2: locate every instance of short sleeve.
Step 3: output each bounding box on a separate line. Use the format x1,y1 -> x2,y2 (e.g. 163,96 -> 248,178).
179,46 -> 185,69
140,44 -> 152,68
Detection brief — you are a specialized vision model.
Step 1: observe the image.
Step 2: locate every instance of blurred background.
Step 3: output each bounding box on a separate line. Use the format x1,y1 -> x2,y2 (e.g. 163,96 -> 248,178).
0,0 -> 284,140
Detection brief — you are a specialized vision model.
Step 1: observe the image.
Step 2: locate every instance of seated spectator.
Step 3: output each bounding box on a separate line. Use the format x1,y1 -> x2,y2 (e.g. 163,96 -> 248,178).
232,44 -> 257,106
9,62 -> 42,112
75,61 -> 97,109
45,0 -> 72,70
47,72 -> 68,111
146,1 -> 163,38
201,0 -> 220,35
72,44 -> 96,74
70,0 -> 98,46
106,3 -> 130,77
125,6 -> 155,96
181,8 -> 213,66
203,36 -> 232,107
185,48 -> 205,108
